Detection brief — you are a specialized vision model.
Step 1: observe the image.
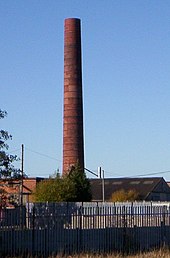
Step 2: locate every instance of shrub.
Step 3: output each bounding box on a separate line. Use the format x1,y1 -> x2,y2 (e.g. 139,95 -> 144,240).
110,189 -> 139,202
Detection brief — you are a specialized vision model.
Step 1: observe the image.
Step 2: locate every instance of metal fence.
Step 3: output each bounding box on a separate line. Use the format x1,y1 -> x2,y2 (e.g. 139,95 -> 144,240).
1,201 -> 170,257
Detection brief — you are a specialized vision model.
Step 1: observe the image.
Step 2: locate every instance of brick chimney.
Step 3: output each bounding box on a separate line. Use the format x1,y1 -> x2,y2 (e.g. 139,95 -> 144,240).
62,18 -> 84,174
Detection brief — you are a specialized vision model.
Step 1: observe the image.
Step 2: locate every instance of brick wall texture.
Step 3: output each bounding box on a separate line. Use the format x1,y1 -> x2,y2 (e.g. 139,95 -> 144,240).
63,18 -> 84,173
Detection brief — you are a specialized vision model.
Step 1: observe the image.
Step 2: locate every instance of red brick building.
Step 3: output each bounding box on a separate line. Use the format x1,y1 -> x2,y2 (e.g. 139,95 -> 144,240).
0,177 -> 44,207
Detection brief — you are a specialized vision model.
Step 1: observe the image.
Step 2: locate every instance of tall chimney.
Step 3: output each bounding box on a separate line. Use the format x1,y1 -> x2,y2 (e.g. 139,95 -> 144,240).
62,18 -> 84,174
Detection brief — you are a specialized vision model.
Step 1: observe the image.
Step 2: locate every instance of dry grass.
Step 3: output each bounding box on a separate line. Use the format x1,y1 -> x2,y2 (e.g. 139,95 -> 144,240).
57,251 -> 170,258
5,248 -> 170,258
53,249 -> 170,258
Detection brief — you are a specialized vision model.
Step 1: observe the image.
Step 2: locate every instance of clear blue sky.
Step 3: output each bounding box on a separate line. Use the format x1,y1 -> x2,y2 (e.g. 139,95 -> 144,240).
1,1 -> 170,180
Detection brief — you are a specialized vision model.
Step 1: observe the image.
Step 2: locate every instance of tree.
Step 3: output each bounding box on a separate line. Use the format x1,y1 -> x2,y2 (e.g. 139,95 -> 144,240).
0,110 -> 20,179
110,189 -> 139,202
34,175 -> 67,202
0,188 -> 8,208
34,164 -> 92,202
65,164 -> 92,202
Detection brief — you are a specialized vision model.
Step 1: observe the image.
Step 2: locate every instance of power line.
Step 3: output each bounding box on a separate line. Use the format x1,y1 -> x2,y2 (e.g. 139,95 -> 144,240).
129,170 -> 170,178
9,146 -> 170,179
106,170 -> 170,178
25,147 -> 61,162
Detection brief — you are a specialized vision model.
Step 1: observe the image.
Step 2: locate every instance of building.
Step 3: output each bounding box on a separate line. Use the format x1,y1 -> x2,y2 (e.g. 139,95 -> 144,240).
90,177 -> 170,202
2,176 -> 170,205
0,177 -> 44,207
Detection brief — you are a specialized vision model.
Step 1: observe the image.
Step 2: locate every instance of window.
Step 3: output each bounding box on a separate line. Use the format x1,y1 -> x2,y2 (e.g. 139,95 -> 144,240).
112,182 -> 122,185
143,181 -> 153,185
130,181 -> 140,185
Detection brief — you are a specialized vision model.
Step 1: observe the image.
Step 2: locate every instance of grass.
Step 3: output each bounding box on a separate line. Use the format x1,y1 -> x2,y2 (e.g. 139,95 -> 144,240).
53,249 -> 170,257
4,248 -> 170,258
65,250 -> 170,258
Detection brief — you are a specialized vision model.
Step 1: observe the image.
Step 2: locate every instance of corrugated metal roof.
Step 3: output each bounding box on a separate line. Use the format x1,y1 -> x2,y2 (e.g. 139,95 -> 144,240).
89,177 -> 169,201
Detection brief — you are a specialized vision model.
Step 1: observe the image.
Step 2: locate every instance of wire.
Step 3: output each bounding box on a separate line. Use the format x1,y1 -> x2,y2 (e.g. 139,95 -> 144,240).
25,147 -> 61,162
106,170 -> 170,178
85,167 -> 98,177
129,170 -> 170,178
8,147 -> 170,179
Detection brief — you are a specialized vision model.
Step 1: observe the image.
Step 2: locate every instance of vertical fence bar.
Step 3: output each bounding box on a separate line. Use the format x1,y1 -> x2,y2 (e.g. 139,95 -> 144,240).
32,205 -> 35,257
2,202 -> 170,256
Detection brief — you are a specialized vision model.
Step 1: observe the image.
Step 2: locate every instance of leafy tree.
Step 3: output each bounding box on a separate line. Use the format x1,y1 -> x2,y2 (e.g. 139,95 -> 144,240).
0,109 -> 20,179
110,189 -> 139,202
34,175 -> 73,202
34,176 -> 61,202
34,164 -> 92,202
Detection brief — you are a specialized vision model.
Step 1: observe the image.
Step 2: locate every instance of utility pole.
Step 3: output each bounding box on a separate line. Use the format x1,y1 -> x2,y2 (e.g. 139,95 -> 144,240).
20,144 -> 24,206
98,166 -> 102,179
98,167 -> 105,202
85,167 -> 105,202
102,169 -> 105,202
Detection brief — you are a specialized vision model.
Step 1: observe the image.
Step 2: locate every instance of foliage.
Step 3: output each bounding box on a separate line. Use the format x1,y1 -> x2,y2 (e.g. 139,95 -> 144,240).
65,164 -> 92,201
34,174 -> 77,202
110,189 -> 139,202
34,176 -> 62,202
0,188 -> 8,207
0,109 -> 20,179
34,164 -> 92,202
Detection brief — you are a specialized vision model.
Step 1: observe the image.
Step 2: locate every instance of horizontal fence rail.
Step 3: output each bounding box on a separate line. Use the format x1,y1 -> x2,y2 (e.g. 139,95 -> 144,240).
1,202 -> 170,256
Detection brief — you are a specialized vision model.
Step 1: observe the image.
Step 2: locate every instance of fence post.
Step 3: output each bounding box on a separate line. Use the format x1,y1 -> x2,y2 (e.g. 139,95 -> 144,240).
79,203 -> 83,252
32,205 -> 35,257
161,205 -> 166,248
122,205 -> 127,255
